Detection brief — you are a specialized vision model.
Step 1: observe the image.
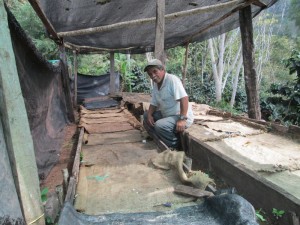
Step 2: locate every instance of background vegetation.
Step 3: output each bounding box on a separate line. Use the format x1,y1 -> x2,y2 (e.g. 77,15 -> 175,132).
6,0 -> 300,125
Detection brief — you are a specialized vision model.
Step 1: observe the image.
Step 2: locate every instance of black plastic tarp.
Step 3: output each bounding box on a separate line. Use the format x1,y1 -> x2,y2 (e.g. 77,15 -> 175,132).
8,8 -> 68,179
58,194 -> 258,225
73,73 -> 120,104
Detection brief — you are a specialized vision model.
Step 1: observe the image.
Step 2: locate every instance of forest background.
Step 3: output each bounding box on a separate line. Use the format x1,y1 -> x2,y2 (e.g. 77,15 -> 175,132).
7,0 -> 300,126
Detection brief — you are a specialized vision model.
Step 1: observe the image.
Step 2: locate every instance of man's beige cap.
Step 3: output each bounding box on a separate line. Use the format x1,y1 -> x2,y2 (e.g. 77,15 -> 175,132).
144,59 -> 163,72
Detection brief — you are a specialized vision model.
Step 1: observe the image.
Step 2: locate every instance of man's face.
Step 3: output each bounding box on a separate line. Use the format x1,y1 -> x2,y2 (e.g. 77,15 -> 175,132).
147,67 -> 165,84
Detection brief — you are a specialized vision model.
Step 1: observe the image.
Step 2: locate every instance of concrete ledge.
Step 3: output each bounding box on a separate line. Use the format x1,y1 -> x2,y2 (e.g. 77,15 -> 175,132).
188,137 -> 300,223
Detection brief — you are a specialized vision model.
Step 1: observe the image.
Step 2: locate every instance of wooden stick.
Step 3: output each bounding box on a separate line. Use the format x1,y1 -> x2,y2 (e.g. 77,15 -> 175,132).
252,0 -> 267,8
109,52 -> 116,94
182,42 -> 189,87
64,42 -> 135,53
174,185 -> 214,198
154,0 -> 165,63
28,0 -> 60,42
59,45 -> 75,122
58,0 -> 244,37
64,128 -> 85,204
73,50 -> 78,107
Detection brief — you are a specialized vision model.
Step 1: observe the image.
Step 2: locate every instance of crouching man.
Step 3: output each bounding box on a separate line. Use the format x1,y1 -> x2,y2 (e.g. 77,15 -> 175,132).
143,59 -> 194,149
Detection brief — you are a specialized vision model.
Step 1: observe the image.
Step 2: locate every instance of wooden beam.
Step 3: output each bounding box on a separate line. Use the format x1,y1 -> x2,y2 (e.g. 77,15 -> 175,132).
59,45 -> 75,121
65,128 -> 84,203
64,42 -> 135,54
239,5 -> 261,119
73,50 -> 78,106
28,0 -> 60,43
252,0 -> 267,8
154,0 -> 165,63
0,2 -> 44,224
109,52 -> 116,95
182,42 -> 189,87
58,0 -> 245,38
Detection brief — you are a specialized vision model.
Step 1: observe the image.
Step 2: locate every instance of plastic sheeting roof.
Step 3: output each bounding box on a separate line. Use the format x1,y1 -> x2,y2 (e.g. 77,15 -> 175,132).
39,0 -> 277,54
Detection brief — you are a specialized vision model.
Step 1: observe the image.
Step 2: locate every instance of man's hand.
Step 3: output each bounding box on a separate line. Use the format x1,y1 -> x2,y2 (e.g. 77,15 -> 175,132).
176,119 -> 186,132
147,114 -> 155,127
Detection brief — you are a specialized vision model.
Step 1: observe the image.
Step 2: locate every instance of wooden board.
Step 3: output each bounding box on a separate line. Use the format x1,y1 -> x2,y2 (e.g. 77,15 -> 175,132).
86,130 -> 142,145
174,185 -> 214,198
81,122 -> 135,134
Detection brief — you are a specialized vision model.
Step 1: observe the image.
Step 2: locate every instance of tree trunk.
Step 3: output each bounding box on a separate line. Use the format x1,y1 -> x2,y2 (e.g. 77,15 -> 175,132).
230,55 -> 243,107
208,38 -> 222,102
239,6 -> 261,119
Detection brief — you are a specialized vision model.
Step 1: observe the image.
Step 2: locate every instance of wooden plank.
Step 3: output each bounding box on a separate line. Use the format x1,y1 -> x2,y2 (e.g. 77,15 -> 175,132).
81,122 -> 135,134
174,185 -> 214,198
80,105 -> 124,114
86,130 -> 142,145
81,112 -> 125,118
65,128 -> 84,204
0,3 -> 44,224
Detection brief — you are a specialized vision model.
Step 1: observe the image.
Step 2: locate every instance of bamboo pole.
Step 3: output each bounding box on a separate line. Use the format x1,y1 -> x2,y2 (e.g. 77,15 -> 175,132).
58,0 -> 245,38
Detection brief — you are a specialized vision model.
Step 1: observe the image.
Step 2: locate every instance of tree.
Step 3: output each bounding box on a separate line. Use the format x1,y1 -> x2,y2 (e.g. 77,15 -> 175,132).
289,0 -> 300,29
207,31 -> 242,103
10,1 -> 57,59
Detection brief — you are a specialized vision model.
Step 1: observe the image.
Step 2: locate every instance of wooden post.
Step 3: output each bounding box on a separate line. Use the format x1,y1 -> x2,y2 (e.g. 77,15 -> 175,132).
239,5 -> 261,120
73,50 -> 78,106
109,52 -> 116,95
182,42 -> 189,87
0,2 -> 44,224
154,0 -> 165,64
59,44 -> 75,121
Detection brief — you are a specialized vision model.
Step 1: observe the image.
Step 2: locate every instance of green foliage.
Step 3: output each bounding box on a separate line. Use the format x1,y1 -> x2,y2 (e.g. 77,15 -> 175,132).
260,50 -> 300,125
80,152 -> 83,162
284,49 -> 300,78
255,208 -> 266,222
289,0 -> 300,29
131,67 -> 151,93
77,54 -> 110,75
45,216 -> 53,225
115,54 -> 137,92
272,208 -> 285,220
41,187 -> 49,203
10,1 -> 58,59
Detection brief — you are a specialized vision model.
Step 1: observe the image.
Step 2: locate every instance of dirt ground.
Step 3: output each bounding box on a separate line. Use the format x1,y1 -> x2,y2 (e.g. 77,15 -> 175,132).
40,123 -> 79,192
